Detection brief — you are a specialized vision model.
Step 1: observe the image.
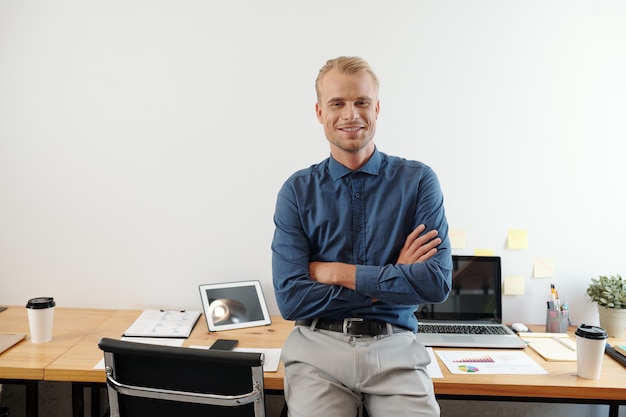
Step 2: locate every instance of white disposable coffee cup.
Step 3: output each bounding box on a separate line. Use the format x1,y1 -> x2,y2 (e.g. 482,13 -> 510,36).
26,297 -> 56,343
575,324 -> 608,379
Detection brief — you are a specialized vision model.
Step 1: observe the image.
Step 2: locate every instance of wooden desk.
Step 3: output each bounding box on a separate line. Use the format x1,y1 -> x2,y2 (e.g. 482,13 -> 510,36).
0,306 -> 115,380
3,307 -> 626,417
45,310 -> 291,391
44,310 -> 292,417
0,306 -> 117,417
46,312 -> 626,414
432,325 -> 626,417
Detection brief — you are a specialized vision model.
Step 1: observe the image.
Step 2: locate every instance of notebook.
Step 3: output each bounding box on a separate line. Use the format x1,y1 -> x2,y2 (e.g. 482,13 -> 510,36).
605,346 -> 626,369
0,333 -> 26,354
518,332 -> 577,361
414,255 -> 527,349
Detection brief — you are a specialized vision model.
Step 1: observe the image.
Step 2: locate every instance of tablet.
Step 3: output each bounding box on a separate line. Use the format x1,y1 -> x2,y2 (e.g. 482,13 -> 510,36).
198,280 -> 271,331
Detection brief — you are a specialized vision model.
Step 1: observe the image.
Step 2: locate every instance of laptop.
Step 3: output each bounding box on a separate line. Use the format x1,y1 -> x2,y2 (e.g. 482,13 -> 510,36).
415,255 -> 527,348
0,333 -> 26,354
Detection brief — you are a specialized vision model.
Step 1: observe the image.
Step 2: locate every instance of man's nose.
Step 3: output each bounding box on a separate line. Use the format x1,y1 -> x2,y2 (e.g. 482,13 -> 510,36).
341,105 -> 360,120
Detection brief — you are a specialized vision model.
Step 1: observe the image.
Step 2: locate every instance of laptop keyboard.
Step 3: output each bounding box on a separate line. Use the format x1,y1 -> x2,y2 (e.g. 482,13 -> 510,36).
417,323 -> 510,335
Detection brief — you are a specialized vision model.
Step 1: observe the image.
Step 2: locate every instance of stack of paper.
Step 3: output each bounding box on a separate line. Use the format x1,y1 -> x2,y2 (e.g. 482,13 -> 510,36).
518,332 -> 577,361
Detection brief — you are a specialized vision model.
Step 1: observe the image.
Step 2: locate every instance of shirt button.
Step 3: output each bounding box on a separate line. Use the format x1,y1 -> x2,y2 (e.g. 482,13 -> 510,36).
355,192 -> 360,198
355,226 -> 361,232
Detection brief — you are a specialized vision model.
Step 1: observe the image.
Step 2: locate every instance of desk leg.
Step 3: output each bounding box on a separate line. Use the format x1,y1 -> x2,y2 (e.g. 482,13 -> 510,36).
91,386 -> 100,417
24,381 -> 38,417
71,383 -> 106,417
72,383 -> 84,417
608,403 -> 619,417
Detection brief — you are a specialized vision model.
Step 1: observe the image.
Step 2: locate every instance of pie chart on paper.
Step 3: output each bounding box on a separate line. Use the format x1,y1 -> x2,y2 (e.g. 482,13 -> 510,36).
457,364 -> 479,373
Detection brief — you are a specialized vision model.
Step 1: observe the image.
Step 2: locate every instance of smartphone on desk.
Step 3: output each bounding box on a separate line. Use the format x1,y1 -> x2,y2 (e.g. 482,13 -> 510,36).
209,339 -> 239,350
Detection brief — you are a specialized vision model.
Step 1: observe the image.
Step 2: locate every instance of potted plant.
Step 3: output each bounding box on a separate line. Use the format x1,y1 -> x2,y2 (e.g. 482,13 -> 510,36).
587,274 -> 626,337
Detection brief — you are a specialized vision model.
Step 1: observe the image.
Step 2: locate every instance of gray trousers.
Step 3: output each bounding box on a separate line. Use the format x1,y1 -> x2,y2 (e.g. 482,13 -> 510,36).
281,324 -> 440,417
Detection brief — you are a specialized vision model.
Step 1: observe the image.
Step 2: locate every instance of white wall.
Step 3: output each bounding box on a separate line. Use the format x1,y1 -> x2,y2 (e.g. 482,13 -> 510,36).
1,0 -> 625,328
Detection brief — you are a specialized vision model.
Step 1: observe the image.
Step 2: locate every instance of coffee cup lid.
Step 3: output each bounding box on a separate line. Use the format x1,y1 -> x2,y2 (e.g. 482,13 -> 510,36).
575,324 -> 608,340
26,297 -> 56,309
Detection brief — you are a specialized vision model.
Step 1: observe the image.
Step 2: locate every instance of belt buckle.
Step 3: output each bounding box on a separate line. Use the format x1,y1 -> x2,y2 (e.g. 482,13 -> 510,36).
343,318 -> 364,335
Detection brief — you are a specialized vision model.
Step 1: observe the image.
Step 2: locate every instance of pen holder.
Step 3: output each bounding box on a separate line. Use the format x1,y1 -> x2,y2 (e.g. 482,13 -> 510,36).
546,309 -> 569,333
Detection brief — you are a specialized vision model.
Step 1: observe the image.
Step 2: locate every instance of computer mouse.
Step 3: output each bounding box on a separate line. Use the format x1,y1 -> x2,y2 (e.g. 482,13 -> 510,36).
512,323 -> 528,332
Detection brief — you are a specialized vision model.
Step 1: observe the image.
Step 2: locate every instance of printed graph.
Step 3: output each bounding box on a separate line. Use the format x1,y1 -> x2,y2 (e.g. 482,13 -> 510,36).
457,364 -> 480,373
452,355 -> 495,363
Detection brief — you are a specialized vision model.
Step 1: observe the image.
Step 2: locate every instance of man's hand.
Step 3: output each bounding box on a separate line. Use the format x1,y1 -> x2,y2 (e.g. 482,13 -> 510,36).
309,261 -> 357,290
396,224 -> 441,265
308,225 -> 441,291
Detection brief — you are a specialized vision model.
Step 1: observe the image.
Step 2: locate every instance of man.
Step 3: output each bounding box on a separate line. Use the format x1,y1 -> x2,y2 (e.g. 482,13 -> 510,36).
272,56 -> 452,417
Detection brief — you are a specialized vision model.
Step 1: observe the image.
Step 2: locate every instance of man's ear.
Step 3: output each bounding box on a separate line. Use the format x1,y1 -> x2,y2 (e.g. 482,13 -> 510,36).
315,102 -> 323,123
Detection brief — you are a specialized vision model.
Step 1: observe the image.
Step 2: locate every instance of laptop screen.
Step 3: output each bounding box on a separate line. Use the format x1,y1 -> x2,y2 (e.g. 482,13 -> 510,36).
416,255 -> 502,321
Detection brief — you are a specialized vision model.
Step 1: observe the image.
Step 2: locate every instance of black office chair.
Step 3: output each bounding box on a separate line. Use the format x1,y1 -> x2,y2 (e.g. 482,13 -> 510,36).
98,337 -> 266,417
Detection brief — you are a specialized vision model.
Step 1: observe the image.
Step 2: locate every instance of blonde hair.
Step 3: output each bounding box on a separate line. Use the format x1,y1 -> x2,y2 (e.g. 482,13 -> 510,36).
315,56 -> 379,102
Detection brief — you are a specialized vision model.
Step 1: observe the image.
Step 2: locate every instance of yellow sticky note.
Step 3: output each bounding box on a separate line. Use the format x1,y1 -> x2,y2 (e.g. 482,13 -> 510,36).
504,275 -> 525,295
474,248 -> 495,256
534,258 -> 554,278
507,229 -> 528,249
449,228 -> 466,249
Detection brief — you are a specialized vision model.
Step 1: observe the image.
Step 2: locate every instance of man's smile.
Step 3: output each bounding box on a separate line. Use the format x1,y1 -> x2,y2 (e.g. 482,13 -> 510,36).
339,126 -> 363,132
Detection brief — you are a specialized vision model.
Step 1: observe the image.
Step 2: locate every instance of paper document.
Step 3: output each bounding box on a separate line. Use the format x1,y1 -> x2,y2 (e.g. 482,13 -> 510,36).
436,350 -> 547,374
93,337 -> 185,369
121,336 -> 186,347
426,347 -> 443,378
190,345 -> 282,372
518,332 -> 577,361
234,347 -> 282,372
123,309 -> 201,338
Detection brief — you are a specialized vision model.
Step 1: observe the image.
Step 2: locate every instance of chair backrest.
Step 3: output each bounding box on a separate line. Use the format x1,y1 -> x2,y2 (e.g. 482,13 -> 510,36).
98,337 -> 265,417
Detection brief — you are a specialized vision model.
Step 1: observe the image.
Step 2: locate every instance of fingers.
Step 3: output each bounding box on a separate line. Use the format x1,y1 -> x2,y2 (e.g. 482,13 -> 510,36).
397,224 -> 442,264
414,229 -> 439,247
405,224 -> 426,242
416,246 -> 439,263
413,234 -> 441,261
408,225 -> 438,250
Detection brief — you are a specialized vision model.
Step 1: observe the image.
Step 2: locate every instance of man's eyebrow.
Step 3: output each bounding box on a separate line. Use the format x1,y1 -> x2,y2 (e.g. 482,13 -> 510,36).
326,96 -> 373,105
326,97 -> 344,105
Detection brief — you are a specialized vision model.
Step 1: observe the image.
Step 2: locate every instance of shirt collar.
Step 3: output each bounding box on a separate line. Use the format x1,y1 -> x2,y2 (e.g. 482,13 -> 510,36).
329,148 -> 382,180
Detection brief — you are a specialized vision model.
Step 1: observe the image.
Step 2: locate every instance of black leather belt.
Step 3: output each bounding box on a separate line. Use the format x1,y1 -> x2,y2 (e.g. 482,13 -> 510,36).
296,318 -> 405,336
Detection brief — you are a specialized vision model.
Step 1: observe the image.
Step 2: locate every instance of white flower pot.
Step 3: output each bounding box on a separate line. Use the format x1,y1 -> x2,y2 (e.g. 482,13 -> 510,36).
597,305 -> 626,338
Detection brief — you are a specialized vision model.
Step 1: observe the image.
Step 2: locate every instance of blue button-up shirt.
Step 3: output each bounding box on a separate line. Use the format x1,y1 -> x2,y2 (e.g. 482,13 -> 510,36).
271,148 -> 452,332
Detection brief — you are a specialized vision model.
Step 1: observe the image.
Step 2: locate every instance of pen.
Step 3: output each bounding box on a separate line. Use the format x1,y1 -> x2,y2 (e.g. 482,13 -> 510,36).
548,284 -> 567,311
552,336 -> 576,351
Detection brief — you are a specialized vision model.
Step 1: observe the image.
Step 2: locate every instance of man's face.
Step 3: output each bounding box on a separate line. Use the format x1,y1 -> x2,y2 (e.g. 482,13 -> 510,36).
316,69 -> 380,155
